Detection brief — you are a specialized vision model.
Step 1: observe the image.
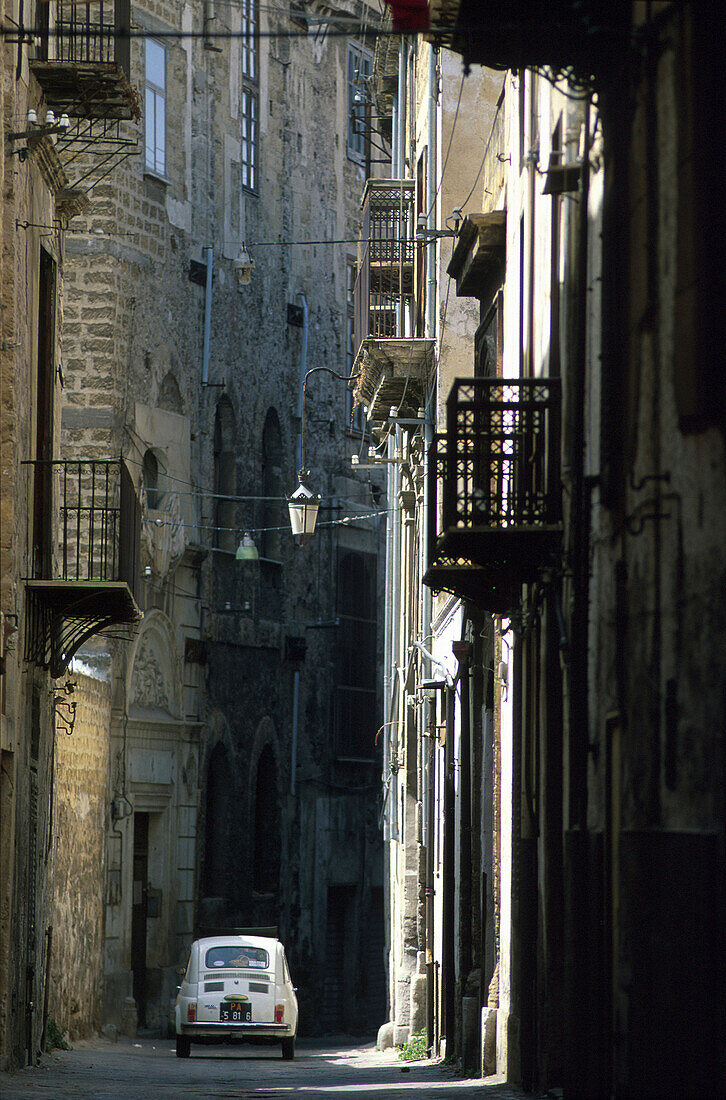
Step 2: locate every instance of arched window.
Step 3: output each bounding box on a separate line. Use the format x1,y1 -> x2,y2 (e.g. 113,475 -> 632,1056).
142,449 -> 161,509
158,371 -> 184,414
261,408 -> 283,561
253,744 -> 280,895
213,399 -> 237,553
203,742 -> 232,899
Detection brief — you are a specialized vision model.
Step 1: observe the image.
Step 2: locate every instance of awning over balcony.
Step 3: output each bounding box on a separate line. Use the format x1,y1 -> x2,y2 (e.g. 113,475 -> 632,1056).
352,337 -> 435,423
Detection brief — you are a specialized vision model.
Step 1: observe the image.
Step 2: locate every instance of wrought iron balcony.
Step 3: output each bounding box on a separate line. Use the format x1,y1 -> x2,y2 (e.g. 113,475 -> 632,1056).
25,459 -> 141,676
351,180 -> 435,421
354,179 -> 415,351
424,378 -> 562,611
31,0 -> 139,121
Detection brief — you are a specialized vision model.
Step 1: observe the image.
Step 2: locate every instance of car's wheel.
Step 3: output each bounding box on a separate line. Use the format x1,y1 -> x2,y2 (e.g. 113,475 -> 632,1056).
176,1034 -> 191,1058
281,1036 -> 295,1060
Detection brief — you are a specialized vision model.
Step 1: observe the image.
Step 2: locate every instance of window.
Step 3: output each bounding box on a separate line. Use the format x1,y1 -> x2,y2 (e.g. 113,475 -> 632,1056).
205,944 -> 269,970
241,0 -> 258,191
144,39 -> 166,176
142,450 -> 160,509
347,42 -> 372,164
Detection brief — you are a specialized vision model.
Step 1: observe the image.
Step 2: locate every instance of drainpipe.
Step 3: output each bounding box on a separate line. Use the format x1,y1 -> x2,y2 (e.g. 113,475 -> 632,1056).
422,38 -> 438,1048
425,692 -> 436,1051
569,102 -> 591,831
291,669 -> 299,795
442,683 -> 456,1048
454,639 -> 473,982
396,38 -> 407,179
422,42 -> 437,654
202,246 -> 214,385
295,292 -> 309,471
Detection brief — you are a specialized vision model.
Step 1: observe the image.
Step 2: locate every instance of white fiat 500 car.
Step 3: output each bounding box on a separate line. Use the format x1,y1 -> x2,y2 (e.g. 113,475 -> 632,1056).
175,934 -> 298,1059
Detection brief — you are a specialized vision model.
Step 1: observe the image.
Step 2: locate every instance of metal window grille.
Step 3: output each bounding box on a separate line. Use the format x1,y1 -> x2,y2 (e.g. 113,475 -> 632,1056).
442,377 -> 561,532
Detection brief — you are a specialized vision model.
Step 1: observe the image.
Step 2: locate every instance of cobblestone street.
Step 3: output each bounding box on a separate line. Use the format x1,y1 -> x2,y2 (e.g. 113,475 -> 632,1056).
0,1038 -> 548,1099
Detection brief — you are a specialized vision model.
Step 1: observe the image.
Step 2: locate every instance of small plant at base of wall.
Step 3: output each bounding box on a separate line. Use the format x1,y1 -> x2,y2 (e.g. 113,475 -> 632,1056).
44,1017 -> 72,1052
397,1030 -> 427,1061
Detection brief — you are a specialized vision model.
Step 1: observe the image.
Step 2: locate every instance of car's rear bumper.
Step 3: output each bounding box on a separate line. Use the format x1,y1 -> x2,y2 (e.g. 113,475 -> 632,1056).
178,1022 -> 294,1040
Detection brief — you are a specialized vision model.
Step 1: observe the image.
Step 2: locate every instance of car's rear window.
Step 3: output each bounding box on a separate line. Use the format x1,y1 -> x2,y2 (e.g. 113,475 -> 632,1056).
205,944 -> 269,970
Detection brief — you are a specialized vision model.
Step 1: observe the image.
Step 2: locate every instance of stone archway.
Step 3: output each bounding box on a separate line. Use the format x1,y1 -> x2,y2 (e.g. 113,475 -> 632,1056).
202,740 -> 233,902
253,744 -> 280,895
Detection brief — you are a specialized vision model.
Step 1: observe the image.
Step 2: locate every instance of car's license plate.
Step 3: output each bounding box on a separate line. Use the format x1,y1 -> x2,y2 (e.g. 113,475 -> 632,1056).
220,1001 -> 251,1022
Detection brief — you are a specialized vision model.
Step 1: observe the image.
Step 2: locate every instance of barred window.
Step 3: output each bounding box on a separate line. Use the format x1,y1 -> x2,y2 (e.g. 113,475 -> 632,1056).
347,42 -> 372,164
242,89 -> 258,191
241,0 -> 259,191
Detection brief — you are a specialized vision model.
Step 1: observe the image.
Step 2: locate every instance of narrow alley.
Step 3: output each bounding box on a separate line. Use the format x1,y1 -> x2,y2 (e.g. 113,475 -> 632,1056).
2,1 -> 724,1097
0,1038 -> 546,1100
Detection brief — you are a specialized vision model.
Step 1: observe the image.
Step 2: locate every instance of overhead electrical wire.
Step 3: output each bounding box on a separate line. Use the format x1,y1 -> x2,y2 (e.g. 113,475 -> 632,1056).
0,23 -> 395,41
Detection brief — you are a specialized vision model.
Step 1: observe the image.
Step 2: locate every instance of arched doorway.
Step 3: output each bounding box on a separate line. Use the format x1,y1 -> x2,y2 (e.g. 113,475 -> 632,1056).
261,408 -> 283,563
213,399 -> 237,554
203,742 -> 233,902
253,745 -> 280,897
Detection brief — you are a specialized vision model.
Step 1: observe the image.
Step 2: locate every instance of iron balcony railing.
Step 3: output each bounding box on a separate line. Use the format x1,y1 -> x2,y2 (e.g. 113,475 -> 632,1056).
354,179 -> 415,354
37,0 -> 131,70
27,458 -> 139,593
425,378 -> 562,606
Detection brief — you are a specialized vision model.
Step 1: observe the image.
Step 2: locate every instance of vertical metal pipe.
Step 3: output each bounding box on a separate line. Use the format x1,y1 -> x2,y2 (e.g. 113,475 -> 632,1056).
425,693 -> 436,1051
75,462 -> 81,581
62,463 -> 68,580
291,669 -> 299,796
456,642 -> 473,982
442,683 -> 456,1047
202,246 -> 214,385
296,293 -> 308,472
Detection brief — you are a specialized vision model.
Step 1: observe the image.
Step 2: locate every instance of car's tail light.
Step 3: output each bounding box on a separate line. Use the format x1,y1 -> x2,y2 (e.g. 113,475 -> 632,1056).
275,1004 -> 284,1023
187,1003 -> 196,1023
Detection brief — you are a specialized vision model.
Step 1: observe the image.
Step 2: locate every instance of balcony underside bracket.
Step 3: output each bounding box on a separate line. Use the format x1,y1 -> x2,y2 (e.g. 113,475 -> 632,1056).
26,581 -> 140,678
424,525 -> 562,612
29,61 -> 141,121
352,337 -> 435,422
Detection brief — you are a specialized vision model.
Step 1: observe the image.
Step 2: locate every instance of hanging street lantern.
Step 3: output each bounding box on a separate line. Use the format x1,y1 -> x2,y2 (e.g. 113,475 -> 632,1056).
288,472 -> 321,543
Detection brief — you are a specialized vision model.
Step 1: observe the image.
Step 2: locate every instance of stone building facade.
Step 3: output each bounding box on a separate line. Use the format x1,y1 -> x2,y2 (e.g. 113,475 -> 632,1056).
3,0 -> 388,1063
371,1 -> 726,1096
1,0 -> 140,1066
50,0 -> 386,1040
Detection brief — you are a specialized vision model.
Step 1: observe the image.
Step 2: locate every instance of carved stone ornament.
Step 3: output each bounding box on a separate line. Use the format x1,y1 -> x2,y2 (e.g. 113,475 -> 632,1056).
131,635 -> 170,710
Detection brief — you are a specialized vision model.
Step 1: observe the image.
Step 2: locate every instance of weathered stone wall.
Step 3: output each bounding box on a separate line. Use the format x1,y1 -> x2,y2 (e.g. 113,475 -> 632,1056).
51,0 -> 385,1039
49,667 -> 112,1039
1,21 -> 70,1068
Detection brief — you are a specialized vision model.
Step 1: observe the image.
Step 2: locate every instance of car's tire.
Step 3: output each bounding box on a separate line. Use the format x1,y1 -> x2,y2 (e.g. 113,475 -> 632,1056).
281,1036 -> 295,1060
176,1034 -> 191,1058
